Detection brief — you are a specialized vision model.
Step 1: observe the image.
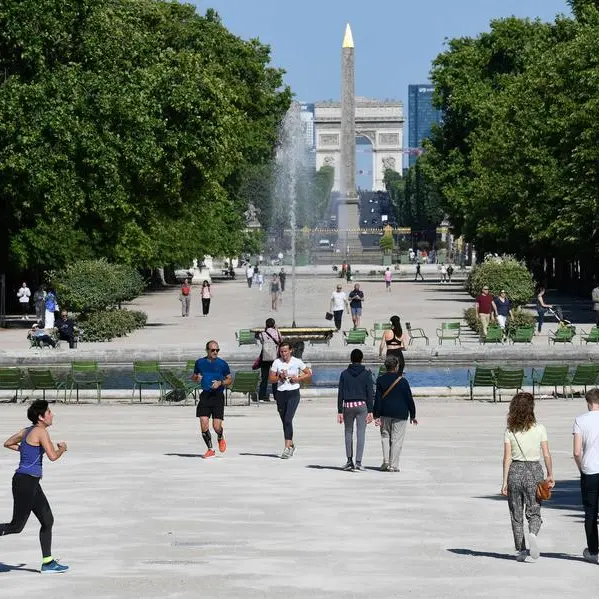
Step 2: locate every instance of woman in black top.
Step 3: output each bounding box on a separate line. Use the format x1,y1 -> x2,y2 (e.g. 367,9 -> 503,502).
379,315 -> 407,374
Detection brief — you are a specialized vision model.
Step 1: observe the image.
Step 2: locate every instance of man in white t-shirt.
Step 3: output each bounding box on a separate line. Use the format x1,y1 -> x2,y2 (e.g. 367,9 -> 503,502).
574,387 -> 599,563
329,284 -> 349,331
269,342 -> 312,459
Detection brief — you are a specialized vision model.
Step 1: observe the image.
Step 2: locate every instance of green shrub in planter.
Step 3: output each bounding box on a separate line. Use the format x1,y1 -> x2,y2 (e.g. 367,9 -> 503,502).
52,259 -> 145,314
79,309 -> 147,342
465,257 -> 534,308
464,306 -> 535,336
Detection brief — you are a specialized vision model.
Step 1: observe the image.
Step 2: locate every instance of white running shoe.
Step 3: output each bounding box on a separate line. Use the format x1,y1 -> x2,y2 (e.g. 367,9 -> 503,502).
529,533 -> 540,560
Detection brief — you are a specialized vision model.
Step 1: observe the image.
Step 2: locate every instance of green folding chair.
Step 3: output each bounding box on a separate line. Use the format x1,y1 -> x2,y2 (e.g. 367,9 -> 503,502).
568,364 -> 599,398
436,322 -> 461,345
227,371 -> 260,406
467,367 -> 496,401
482,326 -> 503,344
0,368 -> 25,403
132,361 -> 164,403
531,365 -> 569,398
160,370 -> 201,405
27,369 -> 67,402
69,361 -> 103,403
580,327 -> 599,344
493,368 -> 524,403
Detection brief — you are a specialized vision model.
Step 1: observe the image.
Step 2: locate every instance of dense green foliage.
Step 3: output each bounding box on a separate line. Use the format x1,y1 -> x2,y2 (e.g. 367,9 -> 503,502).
463,306 -> 535,337
465,257 -> 535,308
425,6 -> 599,274
51,260 -> 145,313
79,309 -> 147,342
0,1 -> 290,273
379,229 -> 394,252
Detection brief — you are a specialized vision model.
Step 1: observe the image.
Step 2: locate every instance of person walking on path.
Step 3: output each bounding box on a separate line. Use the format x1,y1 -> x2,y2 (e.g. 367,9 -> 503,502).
573,388 -> 599,563
192,341 -> 232,459
446,264 -> 454,283
373,355 -> 417,472
0,399 -> 69,573
414,262 -> 424,281
330,284 -> 349,331
269,342 -> 312,459
337,349 -> 373,471
44,290 -> 57,330
200,280 -> 211,317
440,264 -> 447,283
348,283 -> 365,329
591,280 -> 599,327
475,285 -> 496,337
535,285 -> 552,334
33,285 -> 46,326
17,282 -> 31,319
346,264 -> 352,283
494,290 -> 513,332
246,264 -> 254,288
256,269 -> 264,292
384,268 -> 392,292
379,315 -> 408,375
270,275 -> 281,311
180,278 -> 191,317
501,392 -> 554,562
279,268 -> 287,293
256,318 -> 281,403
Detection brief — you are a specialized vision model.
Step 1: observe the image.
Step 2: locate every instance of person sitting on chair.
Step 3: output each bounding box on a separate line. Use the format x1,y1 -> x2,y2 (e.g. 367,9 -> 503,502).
56,310 -> 77,349
27,324 -> 57,348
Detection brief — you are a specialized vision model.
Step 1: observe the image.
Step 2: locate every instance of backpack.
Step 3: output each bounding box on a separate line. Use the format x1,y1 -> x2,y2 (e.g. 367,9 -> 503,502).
260,330 -> 281,361
182,286 -> 190,296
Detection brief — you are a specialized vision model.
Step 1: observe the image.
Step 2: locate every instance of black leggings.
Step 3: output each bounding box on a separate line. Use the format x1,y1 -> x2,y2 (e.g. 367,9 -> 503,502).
0,474 -> 54,558
202,298 -> 211,315
276,389 -> 300,441
259,361 -> 276,401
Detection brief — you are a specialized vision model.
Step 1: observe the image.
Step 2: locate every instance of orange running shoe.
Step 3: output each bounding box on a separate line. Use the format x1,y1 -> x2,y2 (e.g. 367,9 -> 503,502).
218,438 -> 227,453
202,449 -> 216,459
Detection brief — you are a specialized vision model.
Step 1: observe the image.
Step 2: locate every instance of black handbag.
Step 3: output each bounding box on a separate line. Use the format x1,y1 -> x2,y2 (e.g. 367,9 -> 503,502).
325,312 -> 333,321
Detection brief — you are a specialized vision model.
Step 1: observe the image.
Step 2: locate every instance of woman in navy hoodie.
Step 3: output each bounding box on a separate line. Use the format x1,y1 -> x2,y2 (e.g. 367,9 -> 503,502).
374,355 -> 418,472
337,349 -> 374,471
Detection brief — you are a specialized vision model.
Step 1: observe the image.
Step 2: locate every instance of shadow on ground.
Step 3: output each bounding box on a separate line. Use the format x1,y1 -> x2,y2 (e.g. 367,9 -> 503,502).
0,563 -> 39,573
447,548 -> 586,563
238,452 -> 280,459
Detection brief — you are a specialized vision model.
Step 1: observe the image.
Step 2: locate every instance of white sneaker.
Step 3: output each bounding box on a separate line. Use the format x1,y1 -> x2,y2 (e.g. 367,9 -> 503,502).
288,445 -> 295,458
280,447 -> 291,459
583,548 -> 599,564
529,533 -> 539,559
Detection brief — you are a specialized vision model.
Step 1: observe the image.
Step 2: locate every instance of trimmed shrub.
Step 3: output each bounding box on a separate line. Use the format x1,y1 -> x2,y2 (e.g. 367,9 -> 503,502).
465,256 -> 534,308
79,309 -> 147,342
51,259 -> 145,314
464,307 -> 536,337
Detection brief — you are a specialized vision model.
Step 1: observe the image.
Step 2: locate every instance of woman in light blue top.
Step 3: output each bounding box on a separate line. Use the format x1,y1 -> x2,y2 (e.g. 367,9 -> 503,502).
0,400 -> 69,573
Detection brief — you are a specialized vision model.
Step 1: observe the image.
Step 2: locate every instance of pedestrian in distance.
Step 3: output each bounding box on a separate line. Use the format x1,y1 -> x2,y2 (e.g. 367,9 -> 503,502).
330,284 -> 349,331
0,399 -> 69,573
246,264 -> 254,288
43,290 -> 57,330
270,275 -> 281,311
279,268 -> 287,293
379,315 -> 408,375
440,264 -> 447,283
180,278 -> 191,317
56,310 -> 77,349
269,342 -> 312,459
446,264 -> 454,283
33,285 -> 46,326
535,285 -> 552,334
348,283 -> 365,329
591,279 -> 599,327
256,318 -> 281,403
192,341 -> 232,459
573,388 -> 599,563
414,262 -> 424,281
17,282 -> 31,319
384,267 -> 392,292
475,285 -> 496,337
346,264 -> 352,283
337,349 -> 374,471
373,355 -> 417,472
493,290 -> 513,332
501,392 -> 554,562
201,280 -> 211,317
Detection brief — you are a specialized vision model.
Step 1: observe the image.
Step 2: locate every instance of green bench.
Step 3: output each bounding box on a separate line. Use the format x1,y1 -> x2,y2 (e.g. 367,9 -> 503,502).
236,329 -> 257,346
436,322 -> 461,345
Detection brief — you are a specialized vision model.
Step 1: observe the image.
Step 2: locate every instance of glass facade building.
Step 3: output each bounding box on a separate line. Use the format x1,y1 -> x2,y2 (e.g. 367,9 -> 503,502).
408,85 -> 442,166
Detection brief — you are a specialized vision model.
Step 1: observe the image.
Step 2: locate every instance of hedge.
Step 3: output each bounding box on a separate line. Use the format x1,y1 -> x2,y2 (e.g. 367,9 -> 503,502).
464,307 -> 536,337
465,257 -> 534,308
79,309 -> 147,342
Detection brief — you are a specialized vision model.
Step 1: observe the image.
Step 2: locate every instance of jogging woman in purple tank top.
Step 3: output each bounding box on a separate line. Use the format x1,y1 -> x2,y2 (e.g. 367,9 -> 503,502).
0,399 -> 69,573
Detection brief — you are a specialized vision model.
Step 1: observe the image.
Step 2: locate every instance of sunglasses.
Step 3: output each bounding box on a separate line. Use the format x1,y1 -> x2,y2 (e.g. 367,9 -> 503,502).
209,348 -> 220,353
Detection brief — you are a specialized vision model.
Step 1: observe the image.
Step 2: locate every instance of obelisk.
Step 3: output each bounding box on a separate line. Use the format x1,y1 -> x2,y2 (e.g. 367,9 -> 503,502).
338,23 -> 361,256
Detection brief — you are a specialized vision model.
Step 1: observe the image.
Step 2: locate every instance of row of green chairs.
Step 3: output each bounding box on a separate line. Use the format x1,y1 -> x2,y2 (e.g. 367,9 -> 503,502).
468,364 -> 599,402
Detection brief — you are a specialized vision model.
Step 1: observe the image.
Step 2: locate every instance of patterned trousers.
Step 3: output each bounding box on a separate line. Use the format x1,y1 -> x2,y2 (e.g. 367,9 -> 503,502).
507,461 -> 543,551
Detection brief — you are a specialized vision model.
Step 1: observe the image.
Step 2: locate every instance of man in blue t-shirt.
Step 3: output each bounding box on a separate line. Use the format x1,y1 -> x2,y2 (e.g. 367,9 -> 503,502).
193,340 -> 232,458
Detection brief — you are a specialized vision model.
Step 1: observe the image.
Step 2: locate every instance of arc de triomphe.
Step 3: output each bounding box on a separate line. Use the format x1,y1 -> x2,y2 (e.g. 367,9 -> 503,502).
314,98 -> 404,191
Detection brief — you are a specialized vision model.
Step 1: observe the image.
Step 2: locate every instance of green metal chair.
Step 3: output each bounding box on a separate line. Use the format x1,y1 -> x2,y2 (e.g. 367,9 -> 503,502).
467,367 -> 496,401
510,326 -> 534,344
69,361 -> 103,403
482,325 -> 503,344
226,371 -> 260,406
548,327 -> 575,345
532,365 -> 569,398
344,329 -> 367,345
580,327 -> 599,344
236,330 -> 257,346
160,370 -> 201,405
0,367 -> 25,403
405,322 -> 429,345
493,368 -> 524,403
27,369 -> 67,402
370,322 -> 392,346
436,322 -> 461,345
132,361 -> 164,403
568,364 -> 599,397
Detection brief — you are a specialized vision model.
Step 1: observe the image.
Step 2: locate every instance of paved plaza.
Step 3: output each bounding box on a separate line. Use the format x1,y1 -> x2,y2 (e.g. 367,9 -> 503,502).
0,398 -> 596,597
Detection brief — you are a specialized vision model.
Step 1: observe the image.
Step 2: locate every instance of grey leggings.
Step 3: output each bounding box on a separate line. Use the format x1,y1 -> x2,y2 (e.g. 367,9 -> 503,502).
343,404 -> 368,463
507,461 -> 543,551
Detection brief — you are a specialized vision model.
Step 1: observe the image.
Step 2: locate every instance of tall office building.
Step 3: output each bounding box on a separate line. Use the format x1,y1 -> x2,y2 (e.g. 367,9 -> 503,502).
408,85 -> 442,166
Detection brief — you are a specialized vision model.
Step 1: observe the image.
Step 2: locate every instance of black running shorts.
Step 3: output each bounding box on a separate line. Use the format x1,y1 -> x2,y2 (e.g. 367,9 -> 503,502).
196,390 -> 225,420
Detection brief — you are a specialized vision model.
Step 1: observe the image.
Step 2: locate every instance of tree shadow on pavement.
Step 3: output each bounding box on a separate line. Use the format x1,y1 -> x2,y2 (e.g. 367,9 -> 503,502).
0,562 -> 39,573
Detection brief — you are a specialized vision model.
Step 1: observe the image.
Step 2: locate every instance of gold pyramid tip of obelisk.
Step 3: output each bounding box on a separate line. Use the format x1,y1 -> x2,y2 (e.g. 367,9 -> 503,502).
342,23 -> 354,49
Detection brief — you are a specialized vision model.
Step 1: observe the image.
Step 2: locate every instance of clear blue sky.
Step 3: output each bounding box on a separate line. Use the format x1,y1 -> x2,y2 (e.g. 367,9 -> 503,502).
191,0 -> 570,103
